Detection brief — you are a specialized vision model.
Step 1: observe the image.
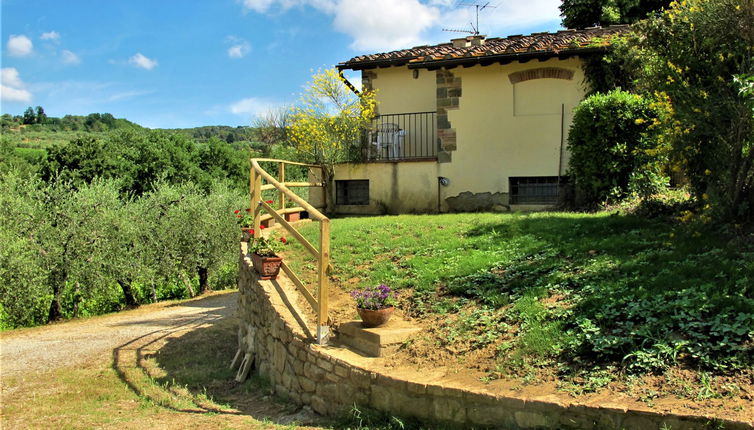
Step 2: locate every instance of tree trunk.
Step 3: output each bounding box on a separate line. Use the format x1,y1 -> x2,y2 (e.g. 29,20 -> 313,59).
72,281 -> 81,318
118,279 -> 139,308
180,272 -> 195,298
197,267 -> 210,294
47,270 -> 67,322
48,289 -> 63,322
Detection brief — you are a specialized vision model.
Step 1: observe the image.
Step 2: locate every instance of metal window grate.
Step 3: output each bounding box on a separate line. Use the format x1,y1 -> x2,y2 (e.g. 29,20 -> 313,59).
509,176 -> 563,205
336,180 -> 370,205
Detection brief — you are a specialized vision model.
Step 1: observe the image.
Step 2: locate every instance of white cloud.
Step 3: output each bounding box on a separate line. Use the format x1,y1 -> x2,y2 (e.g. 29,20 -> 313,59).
1,68 -> 32,103
226,36 -> 251,58
241,0 -> 335,13
333,0 -> 439,51
2,68 -> 24,89
61,50 -> 81,65
229,97 -> 283,118
241,0 -> 563,53
7,35 -> 33,57
107,90 -> 153,102
40,31 -> 60,41
128,53 -> 158,70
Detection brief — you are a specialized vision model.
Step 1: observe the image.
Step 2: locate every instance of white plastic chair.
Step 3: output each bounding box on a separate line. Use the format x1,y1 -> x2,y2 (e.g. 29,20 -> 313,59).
370,123 -> 404,160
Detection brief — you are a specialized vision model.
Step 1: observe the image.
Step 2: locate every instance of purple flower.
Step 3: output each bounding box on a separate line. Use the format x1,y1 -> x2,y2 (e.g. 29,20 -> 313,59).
351,283 -> 397,310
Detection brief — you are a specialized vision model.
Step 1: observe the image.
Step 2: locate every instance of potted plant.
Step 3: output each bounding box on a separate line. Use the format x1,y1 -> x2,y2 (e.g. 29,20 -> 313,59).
351,284 -> 398,328
236,208 -> 254,242
249,231 -> 287,280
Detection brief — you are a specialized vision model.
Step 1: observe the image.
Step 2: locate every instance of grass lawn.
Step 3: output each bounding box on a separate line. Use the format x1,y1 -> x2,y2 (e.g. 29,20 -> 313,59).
286,211 -> 753,394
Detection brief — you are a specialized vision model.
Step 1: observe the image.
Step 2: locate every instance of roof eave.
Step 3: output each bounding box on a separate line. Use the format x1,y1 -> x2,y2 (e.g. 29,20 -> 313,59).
337,46 -> 609,71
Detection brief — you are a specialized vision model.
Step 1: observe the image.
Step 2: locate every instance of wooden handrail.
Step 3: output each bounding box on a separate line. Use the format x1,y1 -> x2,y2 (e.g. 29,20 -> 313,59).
251,159 -> 328,222
252,158 -> 321,168
260,181 -> 323,191
249,158 -> 330,344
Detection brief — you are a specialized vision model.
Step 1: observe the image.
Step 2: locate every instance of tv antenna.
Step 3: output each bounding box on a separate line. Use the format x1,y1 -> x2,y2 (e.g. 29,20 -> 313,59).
442,1 -> 496,36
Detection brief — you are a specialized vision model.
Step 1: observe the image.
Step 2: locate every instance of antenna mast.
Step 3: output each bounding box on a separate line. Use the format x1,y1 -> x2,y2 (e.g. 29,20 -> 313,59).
442,1 -> 496,36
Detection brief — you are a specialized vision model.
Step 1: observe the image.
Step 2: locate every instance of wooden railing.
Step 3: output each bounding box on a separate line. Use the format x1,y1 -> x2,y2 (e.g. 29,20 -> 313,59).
249,158 -> 331,344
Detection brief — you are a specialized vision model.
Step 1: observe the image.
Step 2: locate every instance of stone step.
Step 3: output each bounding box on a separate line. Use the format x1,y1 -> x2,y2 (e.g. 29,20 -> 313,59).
335,319 -> 421,357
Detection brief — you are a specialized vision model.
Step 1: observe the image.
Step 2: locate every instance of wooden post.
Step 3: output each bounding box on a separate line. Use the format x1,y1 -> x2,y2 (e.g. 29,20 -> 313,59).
316,219 -> 331,344
252,167 -> 262,239
279,162 -> 286,212
249,166 -> 254,219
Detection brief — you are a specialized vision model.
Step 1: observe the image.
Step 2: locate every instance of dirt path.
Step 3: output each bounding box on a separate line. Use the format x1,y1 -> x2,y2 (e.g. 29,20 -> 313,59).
0,291 -> 323,429
1,292 -> 236,383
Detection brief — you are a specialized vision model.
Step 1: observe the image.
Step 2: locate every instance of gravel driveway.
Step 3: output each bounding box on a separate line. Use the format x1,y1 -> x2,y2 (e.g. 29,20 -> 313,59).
0,292 -> 237,386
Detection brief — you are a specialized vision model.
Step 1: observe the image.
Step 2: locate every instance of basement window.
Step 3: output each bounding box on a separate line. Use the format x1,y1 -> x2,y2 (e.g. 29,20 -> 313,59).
509,176 -> 563,205
336,180 -> 370,205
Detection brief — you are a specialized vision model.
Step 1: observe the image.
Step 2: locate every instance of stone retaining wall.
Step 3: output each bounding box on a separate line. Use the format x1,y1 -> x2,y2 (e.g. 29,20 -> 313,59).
236,245 -> 751,429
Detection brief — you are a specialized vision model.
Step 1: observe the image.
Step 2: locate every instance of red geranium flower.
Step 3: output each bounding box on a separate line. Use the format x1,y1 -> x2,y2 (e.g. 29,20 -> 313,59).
265,200 -> 274,204
280,237 -> 287,244
248,229 -> 255,234
260,225 -> 266,229
234,209 -> 240,214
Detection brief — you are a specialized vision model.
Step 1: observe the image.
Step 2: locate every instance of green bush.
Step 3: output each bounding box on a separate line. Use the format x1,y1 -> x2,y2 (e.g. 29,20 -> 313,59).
567,90 -> 668,206
632,0 -> 754,221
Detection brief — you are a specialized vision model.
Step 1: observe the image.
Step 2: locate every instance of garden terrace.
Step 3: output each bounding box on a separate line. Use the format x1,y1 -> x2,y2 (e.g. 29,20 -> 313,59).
276,210 -> 753,424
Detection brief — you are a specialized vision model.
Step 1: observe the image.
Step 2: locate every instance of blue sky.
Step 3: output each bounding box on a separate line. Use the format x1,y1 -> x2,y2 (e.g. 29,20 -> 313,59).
1,0 -> 562,128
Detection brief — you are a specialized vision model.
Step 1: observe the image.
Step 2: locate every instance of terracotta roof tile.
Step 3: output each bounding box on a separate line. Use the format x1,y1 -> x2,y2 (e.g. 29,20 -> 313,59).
338,26 -> 630,70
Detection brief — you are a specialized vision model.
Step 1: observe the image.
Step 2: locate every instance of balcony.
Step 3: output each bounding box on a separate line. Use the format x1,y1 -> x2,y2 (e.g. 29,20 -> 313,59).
363,112 -> 437,161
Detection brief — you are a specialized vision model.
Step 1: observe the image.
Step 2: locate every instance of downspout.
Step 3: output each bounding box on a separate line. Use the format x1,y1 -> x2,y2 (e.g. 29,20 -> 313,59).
558,103 -> 565,183
337,69 -> 360,95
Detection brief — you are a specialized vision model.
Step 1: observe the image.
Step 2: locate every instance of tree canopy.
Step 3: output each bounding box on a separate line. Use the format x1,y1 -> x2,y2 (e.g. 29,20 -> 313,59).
560,0 -> 671,28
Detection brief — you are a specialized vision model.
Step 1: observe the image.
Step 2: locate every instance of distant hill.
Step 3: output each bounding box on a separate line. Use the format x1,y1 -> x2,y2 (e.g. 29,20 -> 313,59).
160,125 -> 256,144
2,110 -> 259,149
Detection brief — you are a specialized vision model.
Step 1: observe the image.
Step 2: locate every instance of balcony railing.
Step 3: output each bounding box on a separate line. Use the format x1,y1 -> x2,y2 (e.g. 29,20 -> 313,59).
363,111 -> 437,161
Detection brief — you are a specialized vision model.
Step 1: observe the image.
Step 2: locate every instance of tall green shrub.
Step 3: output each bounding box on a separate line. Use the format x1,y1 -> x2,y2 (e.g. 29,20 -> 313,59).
633,0 -> 754,221
567,90 -> 668,206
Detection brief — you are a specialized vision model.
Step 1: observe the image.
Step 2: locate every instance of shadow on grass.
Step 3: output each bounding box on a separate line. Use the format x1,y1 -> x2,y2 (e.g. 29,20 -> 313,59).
111,292 -> 321,427
456,212 -> 754,369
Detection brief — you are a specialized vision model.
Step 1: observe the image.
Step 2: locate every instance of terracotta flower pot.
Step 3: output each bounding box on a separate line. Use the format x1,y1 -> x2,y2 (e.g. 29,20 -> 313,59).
251,252 -> 282,280
357,306 -> 394,328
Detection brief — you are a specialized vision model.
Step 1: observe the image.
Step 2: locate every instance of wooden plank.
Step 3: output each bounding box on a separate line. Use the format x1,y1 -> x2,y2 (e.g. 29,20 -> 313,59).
249,166 -> 254,223
252,158 -> 320,168
262,182 -> 322,191
260,201 -> 320,259
281,181 -> 324,188
257,207 -> 305,223
280,261 -> 317,310
317,220 -> 330,327
279,162 -> 286,212
251,160 -> 328,222
252,168 -> 262,238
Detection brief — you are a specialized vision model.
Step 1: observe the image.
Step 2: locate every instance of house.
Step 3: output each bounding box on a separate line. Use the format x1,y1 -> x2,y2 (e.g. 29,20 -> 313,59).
317,26 -> 629,214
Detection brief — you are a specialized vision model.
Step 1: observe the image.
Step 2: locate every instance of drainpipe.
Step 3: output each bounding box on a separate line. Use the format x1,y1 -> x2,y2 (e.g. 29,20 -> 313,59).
337,69 -> 360,95
438,176 -> 450,213
557,104 -> 565,185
